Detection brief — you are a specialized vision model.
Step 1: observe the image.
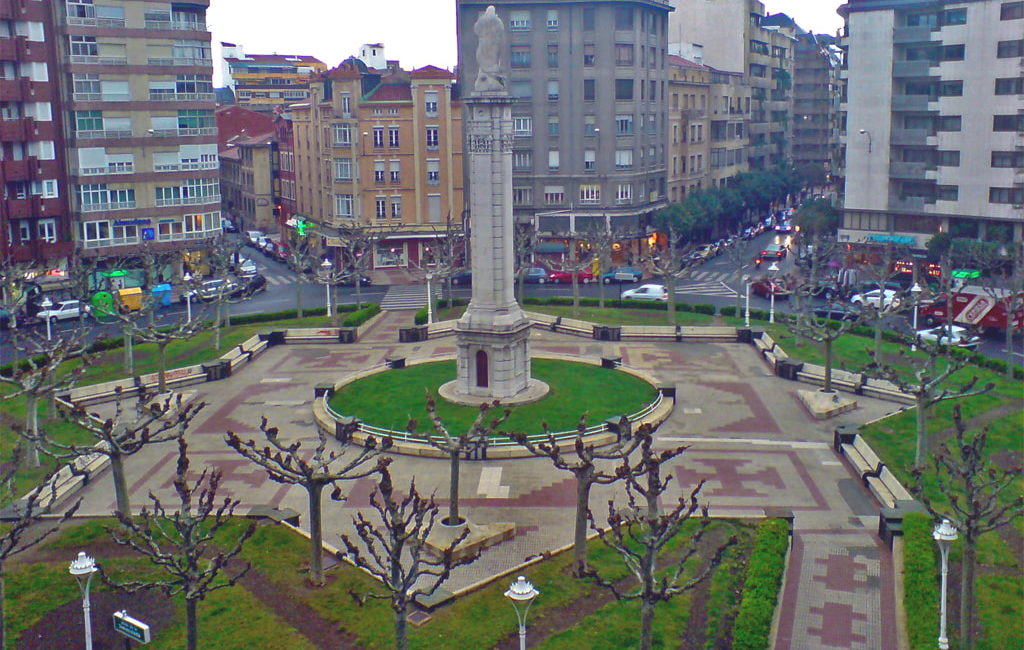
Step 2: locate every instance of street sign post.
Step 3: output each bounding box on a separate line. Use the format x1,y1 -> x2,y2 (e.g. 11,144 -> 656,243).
113,610 -> 151,644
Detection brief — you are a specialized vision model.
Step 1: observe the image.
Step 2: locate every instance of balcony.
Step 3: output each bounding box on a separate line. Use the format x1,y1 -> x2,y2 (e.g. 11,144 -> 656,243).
144,20 -> 207,31
148,127 -> 217,137
891,128 -> 931,145
69,55 -> 129,65
80,200 -> 137,213
66,16 -> 126,28
73,129 -> 134,140
0,36 -> 27,59
892,60 -> 934,78
78,163 -> 135,176
889,196 -> 933,212
146,57 -> 213,67
891,94 -> 930,111
1,159 -> 30,180
0,118 -> 28,140
153,161 -> 218,172
148,91 -> 216,102
3,197 -> 31,219
893,26 -> 935,44
889,161 -> 930,179
81,235 -> 140,249
73,92 -> 131,102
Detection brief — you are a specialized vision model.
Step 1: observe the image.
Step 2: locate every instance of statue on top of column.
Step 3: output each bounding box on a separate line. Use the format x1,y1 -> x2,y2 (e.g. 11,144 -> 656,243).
474,5 -> 507,93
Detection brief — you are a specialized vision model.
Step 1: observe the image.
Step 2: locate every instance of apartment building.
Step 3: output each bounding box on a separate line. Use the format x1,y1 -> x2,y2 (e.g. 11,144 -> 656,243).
456,0 -> 671,242
221,43 -> 326,114
669,0 -> 796,169
708,66 -> 750,188
291,60 -> 464,268
838,0 -> 1024,249
217,105 -> 275,233
1,0 -> 73,267
667,55 -> 710,201
56,0 -> 221,260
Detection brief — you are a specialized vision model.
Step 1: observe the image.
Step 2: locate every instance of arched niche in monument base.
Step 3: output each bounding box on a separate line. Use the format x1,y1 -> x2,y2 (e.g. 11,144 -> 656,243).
475,349 -> 489,388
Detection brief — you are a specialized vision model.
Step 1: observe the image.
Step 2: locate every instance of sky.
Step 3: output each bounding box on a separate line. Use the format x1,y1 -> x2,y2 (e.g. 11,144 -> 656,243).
208,0 -> 845,85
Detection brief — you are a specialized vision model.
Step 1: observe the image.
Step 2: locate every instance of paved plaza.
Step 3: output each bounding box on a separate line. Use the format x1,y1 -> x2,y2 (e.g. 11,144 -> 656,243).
73,310 -> 903,648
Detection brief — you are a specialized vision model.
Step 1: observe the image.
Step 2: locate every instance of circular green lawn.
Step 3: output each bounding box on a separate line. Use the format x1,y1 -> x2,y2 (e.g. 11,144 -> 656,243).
328,359 -> 658,435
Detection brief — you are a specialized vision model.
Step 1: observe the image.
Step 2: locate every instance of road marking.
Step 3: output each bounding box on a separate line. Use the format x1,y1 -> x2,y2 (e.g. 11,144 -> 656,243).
476,466 -> 510,498
660,437 -> 830,449
260,377 -> 292,383
682,407 -> 703,414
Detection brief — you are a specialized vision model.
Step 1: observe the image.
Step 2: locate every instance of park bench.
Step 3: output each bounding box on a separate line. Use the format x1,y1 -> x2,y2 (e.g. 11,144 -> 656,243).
795,364 -> 862,392
861,377 -> 916,405
753,332 -> 776,355
677,326 -> 737,341
554,317 -> 592,337
621,325 -> 676,340
526,312 -> 559,330
841,434 -> 884,480
426,320 -> 457,338
284,327 -> 341,344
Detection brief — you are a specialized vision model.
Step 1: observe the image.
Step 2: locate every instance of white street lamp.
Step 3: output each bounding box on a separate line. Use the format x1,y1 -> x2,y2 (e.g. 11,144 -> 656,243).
69,551 -> 98,650
933,519 -> 958,650
767,261 -> 780,324
425,272 -> 435,325
505,575 -> 540,650
40,296 -> 53,340
742,274 -> 751,327
910,282 -> 923,350
183,272 -> 193,323
320,259 -> 333,318
859,128 -> 872,153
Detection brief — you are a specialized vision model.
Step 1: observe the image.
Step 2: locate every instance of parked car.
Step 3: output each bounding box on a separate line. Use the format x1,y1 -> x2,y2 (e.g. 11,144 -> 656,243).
220,217 -> 238,233
35,299 -> 87,323
245,230 -> 266,247
915,325 -> 982,350
336,273 -> 372,287
775,221 -> 794,234
547,269 -> 594,284
450,270 -> 472,285
600,266 -> 644,284
243,273 -> 267,295
812,303 -> 862,321
750,279 -> 790,299
522,267 -> 549,283
271,241 -> 291,263
180,278 -> 240,303
850,289 -> 902,309
233,257 -> 258,278
621,284 -> 668,301
759,243 -> 787,259
694,244 -> 718,260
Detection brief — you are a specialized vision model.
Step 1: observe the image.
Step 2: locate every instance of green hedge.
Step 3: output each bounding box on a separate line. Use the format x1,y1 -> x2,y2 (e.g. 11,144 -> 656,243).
414,306 -> 429,326
341,303 -> 381,327
903,512 -> 940,649
732,518 -> 790,650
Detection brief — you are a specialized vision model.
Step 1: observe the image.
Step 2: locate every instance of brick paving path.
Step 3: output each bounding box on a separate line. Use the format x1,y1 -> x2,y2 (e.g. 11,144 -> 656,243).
74,317 -> 903,648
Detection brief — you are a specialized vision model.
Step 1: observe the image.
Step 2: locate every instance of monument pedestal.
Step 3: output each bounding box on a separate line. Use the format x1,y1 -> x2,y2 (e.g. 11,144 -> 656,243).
798,389 -> 858,419
425,519 -> 516,561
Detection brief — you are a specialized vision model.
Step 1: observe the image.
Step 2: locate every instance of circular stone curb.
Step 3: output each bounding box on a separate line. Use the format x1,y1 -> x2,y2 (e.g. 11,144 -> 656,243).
438,377 -> 550,406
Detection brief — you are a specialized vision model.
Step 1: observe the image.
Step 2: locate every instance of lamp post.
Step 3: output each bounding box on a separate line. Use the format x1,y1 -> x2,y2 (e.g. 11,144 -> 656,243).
425,272 -> 435,324
768,261 -> 780,323
183,272 -> 193,323
320,258 -> 333,318
858,128 -> 872,153
41,296 -> 53,340
910,282 -> 923,350
505,575 -> 540,650
69,551 -> 98,650
933,519 -> 958,650
743,274 -> 751,327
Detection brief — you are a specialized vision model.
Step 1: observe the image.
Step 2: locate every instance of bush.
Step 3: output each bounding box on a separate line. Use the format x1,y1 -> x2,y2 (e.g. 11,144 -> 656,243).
436,297 -> 469,309
721,306 -> 738,317
692,303 -> 717,315
231,306 -> 333,325
732,518 -> 790,650
414,306 -> 428,326
341,303 -> 380,327
903,512 -> 940,649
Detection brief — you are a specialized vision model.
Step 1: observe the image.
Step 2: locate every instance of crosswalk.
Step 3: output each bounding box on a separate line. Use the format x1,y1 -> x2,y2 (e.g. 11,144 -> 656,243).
380,284 -> 441,311
262,271 -> 295,287
673,270 -> 742,298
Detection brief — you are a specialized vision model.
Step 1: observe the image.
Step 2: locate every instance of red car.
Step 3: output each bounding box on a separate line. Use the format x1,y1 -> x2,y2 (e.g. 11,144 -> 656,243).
547,269 -> 594,284
750,279 -> 790,299
759,243 -> 787,259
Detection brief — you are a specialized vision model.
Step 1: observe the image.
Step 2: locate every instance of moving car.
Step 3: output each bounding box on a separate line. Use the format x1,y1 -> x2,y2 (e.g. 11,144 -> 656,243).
812,303 -> 862,321
450,270 -> 472,285
522,267 -> 549,283
915,325 -> 982,350
621,284 -> 668,301
234,257 -> 258,278
547,269 -> 594,284
694,244 -> 718,260
850,289 -> 901,309
750,279 -> 790,299
336,273 -> 372,287
35,299 -> 87,323
759,243 -> 787,259
600,266 -> 644,284
775,221 -> 794,233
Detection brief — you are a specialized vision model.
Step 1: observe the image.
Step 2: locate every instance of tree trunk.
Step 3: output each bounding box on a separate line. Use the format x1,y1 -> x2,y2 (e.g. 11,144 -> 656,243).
296,284 -> 304,319
186,598 -> 198,650
355,279 -> 363,310
445,277 -> 453,310
448,451 -> 461,525
914,395 -> 928,468
1005,316 -> 1015,379
598,273 -> 606,309
639,550 -> 657,650
873,319 -> 883,359
331,284 -> 339,327
666,273 -> 676,325
214,301 -> 223,351
573,478 -> 593,575
308,483 -> 324,586
224,302 -> 232,327
571,275 -> 580,317
157,341 -> 169,393
823,337 -> 834,393
0,560 -> 6,650
394,599 -> 409,650
110,453 -> 131,514
25,394 -> 40,468
124,331 -> 134,374
517,271 -> 526,304
960,535 -> 977,650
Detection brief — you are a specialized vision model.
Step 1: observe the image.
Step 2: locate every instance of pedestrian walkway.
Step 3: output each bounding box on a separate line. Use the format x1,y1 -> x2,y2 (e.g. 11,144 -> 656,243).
675,277 -> 739,298
380,284 -> 439,311
261,270 -> 297,287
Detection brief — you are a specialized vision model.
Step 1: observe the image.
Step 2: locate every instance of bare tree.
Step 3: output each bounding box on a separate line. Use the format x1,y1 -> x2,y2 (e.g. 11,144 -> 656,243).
585,425 -> 735,650
513,222 -> 538,303
0,449 -> 82,649
0,257 -> 37,351
643,220 -> 696,324
509,415 -> 643,576
334,221 -> 404,310
407,395 -> 510,525
546,232 -> 594,317
912,403 -> 1024,650
53,388 -> 205,514
969,242 -> 1023,379
339,465 -> 477,650
197,236 -> 261,348
1,331 -> 91,467
865,340 -> 995,468
225,418 -> 391,586
856,241 -> 911,358
583,223 -> 623,310
105,438 -> 255,650
409,218 -> 467,317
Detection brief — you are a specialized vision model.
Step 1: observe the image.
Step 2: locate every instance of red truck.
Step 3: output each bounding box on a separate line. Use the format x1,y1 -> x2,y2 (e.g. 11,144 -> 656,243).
919,285 -> 1024,332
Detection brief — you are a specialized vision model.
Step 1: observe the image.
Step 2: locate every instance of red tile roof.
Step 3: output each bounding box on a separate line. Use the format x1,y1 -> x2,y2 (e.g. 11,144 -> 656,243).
667,54 -> 707,69
411,65 -> 455,80
364,82 -> 412,103
215,106 -> 274,151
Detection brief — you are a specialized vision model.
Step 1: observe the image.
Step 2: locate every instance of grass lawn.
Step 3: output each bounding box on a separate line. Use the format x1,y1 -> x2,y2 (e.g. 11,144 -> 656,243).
329,359 -> 658,434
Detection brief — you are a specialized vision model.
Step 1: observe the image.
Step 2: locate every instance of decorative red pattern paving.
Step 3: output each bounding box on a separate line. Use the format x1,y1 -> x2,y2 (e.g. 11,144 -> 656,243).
701,381 -> 782,434
673,449 -> 828,511
293,351 -> 373,369
342,475 -> 578,510
194,382 -> 294,435
807,602 -> 868,647
814,554 -> 869,592
675,457 -> 784,498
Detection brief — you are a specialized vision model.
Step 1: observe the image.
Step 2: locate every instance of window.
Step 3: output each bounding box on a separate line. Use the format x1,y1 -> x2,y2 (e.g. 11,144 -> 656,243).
749,40 -> 769,55
37,218 -> 56,243
584,149 -> 596,170
509,10 -> 530,31
513,186 -> 532,205
427,159 -> 440,185
547,45 -> 558,68
937,115 -> 961,131
372,127 -> 384,148
1001,2 -> 1023,20
389,160 -> 401,184
177,109 -> 214,131
544,185 -> 564,205
992,151 -> 1024,167
990,186 -> 1024,204
616,183 -> 632,204
749,64 -> 767,78
333,158 -> 352,181
74,110 -> 103,132
513,151 -> 532,170
334,194 -> 353,217
941,44 -> 965,61
583,44 -> 595,67
998,39 -> 1023,58
584,115 -> 596,135
426,126 -> 439,149
176,74 -> 212,95
615,149 -> 633,169
340,93 -> 352,115
511,47 -> 531,68
80,220 -> 110,243
30,179 -> 58,197
374,161 -> 386,184
547,117 -> 559,136
388,127 -> 400,148
513,117 -> 532,136
547,9 -> 558,30
938,80 -> 963,96
993,114 -> 1023,131
424,90 -> 438,116
332,123 -> 352,146
614,7 -> 633,30
616,44 -> 634,66
69,35 -> 97,57
548,150 -> 559,170
16,220 -> 31,243
616,114 -> 633,134
907,12 -> 938,27
583,7 -> 595,30
375,197 -> 387,219
936,150 -> 960,167
579,184 -> 601,204
427,194 -> 441,222
547,80 -> 559,102
615,79 -> 633,100
941,8 -> 967,25
995,77 -> 1023,95
510,81 -> 533,99
390,196 -> 401,219
936,185 -> 958,201
583,79 -> 596,101
73,73 -> 101,97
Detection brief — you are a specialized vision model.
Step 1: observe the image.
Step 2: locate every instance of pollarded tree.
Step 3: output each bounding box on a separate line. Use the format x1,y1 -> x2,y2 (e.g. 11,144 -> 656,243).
582,223 -> 624,310
411,218 -> 467,317
545,231 -> 596,317
645,215 -> 696,324
912,403 -> 1023,650
585,425 -> 735,650
54,388 -> 205,514
339,464 -> 478,650
105,438 -> 255,650
335,221 -> 404,309
408,394 -> 511,526
513,222 -> 538,303
856,241 -> 911,358
225,418 -> 391,586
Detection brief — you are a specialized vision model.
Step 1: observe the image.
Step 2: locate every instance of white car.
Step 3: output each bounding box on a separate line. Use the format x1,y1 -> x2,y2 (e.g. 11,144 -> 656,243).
621,284 -> 669,301
233,257 -> 258,277
245,230 -> 266,247
916,325 -> 982,350
35,299 -> 87,323
850,289 -> 902,310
